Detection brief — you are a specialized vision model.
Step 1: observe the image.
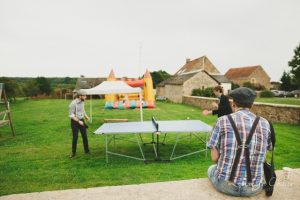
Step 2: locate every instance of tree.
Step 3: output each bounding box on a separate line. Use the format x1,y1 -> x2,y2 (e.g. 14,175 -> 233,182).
150,70 -> 171,88
0,77 -> 19,101
280,71 -> 294,91
36,77 -> 51,95
23,80 -> 40,97
288,43 -> 300,89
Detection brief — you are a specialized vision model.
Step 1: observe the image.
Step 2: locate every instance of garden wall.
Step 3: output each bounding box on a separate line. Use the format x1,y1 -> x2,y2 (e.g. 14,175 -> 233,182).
183,95 -> 300,124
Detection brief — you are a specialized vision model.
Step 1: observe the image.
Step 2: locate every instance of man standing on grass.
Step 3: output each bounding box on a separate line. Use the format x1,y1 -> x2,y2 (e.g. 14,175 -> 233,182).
203,85 -> 232,117
69,89 -> 90,158
207,87 -> 272,197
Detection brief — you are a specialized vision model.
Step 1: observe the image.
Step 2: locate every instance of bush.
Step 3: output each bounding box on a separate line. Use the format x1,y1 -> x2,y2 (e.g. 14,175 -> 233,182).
260,90 -> 275,98
192,87 -> 214,97
242,82 -> 265,91
243,82 -> 256,90
192,88 -> 203,96
203,87 -> 214,97
232,82 -> 240,90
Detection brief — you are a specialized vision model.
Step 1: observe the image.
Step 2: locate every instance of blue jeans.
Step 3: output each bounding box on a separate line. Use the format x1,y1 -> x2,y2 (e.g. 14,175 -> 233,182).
207,164 -> 263,197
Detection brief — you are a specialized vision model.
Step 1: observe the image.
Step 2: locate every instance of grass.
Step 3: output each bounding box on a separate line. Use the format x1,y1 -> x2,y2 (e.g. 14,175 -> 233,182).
0,99 -> 299,196
255,97 -> 300,106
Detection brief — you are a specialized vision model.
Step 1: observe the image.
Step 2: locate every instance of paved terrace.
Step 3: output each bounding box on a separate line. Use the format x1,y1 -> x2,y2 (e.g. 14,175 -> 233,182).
1,169 -> 299,200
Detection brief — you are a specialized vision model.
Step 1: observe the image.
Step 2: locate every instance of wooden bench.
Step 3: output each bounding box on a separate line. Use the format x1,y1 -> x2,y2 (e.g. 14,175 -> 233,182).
0,110 -> 10,127
0,120 -> 10,127
103,118 -> 129,123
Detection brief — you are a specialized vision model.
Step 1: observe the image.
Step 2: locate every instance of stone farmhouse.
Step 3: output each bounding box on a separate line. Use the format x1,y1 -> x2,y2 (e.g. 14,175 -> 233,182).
75,76 -> 106,90
156,56 -> 231,103
225,65 -> 271,90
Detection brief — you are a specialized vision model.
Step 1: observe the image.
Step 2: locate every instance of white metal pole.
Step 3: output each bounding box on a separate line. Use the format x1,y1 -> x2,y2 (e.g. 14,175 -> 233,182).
90,95 -> 93,123
139,91 -> 143,122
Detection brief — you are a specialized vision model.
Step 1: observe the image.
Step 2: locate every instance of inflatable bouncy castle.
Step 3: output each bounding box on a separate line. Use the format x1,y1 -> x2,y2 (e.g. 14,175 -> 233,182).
104,69 -> 155,109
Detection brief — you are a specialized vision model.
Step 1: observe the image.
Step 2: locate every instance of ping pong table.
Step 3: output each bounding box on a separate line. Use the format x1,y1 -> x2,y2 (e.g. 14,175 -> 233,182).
94,118 -> 212,163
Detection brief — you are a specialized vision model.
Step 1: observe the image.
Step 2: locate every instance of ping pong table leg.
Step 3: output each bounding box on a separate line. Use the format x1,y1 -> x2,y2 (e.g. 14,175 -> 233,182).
136,134 -> 145,161
170,134 -> 179,160
155,132 -> 161,161
138,133 -> 145,144
152,141 -> 158,158
205,132 -> 208,159
105,135 -> 108,163
162,133 -> 167,145
113,135 -> 116,149
152,133 -> 155,143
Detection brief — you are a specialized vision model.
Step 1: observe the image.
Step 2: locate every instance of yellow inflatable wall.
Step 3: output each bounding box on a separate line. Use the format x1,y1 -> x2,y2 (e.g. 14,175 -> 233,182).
105,69 -> 117,102
104,69 -> 155,108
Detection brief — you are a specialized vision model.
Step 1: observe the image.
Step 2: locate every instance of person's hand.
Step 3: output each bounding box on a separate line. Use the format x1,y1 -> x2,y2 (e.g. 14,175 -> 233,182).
202,109 -> 210,116
78,120 -> 84,126
86,116 -> 90,122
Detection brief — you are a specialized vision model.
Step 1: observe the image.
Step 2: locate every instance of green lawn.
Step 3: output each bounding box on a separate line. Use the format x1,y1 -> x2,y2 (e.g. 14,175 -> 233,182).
0,99 -> 299,196
255,97 -> 300,105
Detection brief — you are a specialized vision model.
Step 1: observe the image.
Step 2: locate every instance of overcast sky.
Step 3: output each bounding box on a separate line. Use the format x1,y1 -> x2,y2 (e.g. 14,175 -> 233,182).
0,0 -> 299,81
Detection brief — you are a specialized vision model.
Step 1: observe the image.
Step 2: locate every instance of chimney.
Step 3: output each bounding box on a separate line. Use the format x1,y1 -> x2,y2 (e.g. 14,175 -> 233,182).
186,58 -> 191,64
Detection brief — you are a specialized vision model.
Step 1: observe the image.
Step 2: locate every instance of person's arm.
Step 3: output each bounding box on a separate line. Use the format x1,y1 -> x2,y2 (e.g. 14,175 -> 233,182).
211,109 -> 218,115
214,95 -> 232,115
211,147 -> 219,163
84,113 -> 90,121
207,119 -> 221,162
211,101 -> 219,115
83,103 -> 90,122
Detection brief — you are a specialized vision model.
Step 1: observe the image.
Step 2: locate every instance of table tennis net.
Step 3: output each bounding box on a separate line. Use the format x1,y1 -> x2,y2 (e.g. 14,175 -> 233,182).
151,116 -> 159,132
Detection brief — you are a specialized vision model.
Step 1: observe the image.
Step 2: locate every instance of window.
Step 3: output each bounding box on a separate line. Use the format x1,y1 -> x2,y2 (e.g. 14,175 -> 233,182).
251,78 -> 256,84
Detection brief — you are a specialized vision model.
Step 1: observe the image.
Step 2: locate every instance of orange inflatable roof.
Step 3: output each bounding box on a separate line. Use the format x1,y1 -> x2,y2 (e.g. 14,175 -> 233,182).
126,80 -> 144,87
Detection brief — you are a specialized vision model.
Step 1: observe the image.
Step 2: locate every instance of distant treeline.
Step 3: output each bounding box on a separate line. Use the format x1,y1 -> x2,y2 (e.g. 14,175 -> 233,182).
0,77 -> 77,100
1,70 -> 171,100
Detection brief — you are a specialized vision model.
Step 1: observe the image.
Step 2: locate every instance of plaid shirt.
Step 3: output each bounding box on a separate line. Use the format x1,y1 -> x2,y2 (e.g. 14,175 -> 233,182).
207,109 -> 272,186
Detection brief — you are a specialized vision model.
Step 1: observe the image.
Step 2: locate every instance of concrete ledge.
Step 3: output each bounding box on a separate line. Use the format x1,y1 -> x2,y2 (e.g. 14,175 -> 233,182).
1,169 -> 299,200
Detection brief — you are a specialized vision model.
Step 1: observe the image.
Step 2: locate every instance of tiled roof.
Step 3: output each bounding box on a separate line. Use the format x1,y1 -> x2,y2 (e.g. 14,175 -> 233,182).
175,56 -> 220,75
225,66 -> 260,79
157,55 -> 222,86
175,58 -> 204,75
158,73 -> 198,86
209,74 -> 231,83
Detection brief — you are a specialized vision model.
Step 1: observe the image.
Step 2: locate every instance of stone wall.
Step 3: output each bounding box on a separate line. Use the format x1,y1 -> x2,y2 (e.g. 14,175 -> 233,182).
183,95 -> 300,124
156,86 -> 165,97
164,85 -> 183,103
183,71 -> 218,97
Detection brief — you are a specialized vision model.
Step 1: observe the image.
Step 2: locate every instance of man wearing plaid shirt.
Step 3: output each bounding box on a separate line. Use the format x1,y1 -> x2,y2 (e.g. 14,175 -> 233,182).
207,87 -> 272,197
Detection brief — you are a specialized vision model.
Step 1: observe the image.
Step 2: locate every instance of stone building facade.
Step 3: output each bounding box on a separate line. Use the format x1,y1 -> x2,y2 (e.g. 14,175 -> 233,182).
157,56 -> 231,103
225,65 -> 271,89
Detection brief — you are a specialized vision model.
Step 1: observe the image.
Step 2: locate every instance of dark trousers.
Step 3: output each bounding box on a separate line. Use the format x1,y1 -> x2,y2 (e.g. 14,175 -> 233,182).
71,119 -> 89,154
